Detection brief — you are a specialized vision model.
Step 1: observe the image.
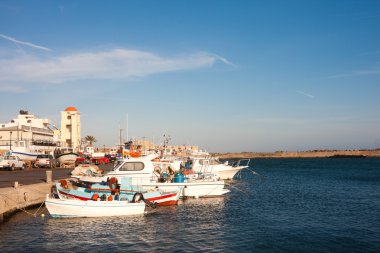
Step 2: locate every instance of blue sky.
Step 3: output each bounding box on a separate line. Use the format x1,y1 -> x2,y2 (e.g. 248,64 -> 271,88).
0,0 -> 379,152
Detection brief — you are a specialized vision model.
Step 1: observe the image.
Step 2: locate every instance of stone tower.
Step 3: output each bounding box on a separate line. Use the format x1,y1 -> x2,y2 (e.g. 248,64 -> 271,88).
60,106 -> 81,151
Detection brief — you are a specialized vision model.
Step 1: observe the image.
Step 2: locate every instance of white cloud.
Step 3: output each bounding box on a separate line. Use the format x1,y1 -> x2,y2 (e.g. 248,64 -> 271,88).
0,48 -> 228,88
296,90 -> 315,99
328,65 -> 380,79
0,34 -> 52,51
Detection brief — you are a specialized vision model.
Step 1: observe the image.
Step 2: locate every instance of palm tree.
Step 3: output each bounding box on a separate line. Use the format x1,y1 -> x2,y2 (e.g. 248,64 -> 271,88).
85,135 -> 97,146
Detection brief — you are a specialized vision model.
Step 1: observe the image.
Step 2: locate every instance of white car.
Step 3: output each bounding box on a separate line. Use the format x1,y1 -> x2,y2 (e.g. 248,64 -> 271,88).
34,154 -> 57,168
0,155 -> 25,171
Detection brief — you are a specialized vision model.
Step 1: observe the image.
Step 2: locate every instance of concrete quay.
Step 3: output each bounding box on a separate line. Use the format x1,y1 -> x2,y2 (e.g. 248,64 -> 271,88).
0,171 -> 53,222
0,164 -> 113,222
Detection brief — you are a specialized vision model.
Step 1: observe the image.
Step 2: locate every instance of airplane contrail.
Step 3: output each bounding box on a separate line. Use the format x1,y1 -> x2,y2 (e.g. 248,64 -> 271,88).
0,33 -> 51,51
296,90 -> 315,99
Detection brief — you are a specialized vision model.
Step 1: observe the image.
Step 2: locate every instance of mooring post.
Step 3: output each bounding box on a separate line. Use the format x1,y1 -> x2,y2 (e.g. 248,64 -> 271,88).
46,170 -> 52,184
0,200 -> 4,223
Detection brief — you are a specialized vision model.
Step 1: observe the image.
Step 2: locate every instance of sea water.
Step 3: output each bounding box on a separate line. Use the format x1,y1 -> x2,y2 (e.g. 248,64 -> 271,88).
0,158 -> 379,252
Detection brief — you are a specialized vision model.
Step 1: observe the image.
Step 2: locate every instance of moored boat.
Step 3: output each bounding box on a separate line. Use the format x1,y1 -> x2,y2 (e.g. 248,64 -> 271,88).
54,147 -> 79,166
56,178 -> 181,206
190,157 -> 251,180
75,154 -> 230,198
45,194 -> 146,218
11,147 -> 39,162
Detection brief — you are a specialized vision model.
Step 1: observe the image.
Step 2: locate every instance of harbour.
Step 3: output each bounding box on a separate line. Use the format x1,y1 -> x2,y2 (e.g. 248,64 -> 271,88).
1,158 -> 379,252
1,1 -> 379,252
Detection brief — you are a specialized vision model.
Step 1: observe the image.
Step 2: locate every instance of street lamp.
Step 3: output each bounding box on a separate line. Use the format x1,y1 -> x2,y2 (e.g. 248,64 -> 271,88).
9,131 -> 12,150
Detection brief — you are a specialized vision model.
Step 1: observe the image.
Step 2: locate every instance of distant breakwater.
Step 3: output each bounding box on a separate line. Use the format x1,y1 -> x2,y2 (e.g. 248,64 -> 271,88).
215,149 -> 380,159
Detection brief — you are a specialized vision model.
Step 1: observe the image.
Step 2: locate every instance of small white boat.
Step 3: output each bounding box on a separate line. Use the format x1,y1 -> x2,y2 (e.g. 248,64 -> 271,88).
54,147 -> 79,165
191,157 -> 251,180
45,194 -> 146,218
10,142 -> 41,162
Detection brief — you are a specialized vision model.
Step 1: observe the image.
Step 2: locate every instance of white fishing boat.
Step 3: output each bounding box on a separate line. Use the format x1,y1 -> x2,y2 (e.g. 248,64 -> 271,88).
11,145 -> 40,162
151,155 -> 250,180
54,147 -> 79,165
45,194 -> 146,218
190,157 -> 251,180
75,154 -> 230,198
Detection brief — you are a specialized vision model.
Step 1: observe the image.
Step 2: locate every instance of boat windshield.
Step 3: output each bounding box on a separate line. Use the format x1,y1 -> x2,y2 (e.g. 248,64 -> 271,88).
112,160 -> 124,171
199,159 -> 221,165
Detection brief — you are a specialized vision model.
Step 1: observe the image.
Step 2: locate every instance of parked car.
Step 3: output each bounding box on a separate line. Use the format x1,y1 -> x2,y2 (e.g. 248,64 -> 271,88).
105,154 -> 117,163
34,154 -> 57,168
90,156 -> 110,165
75,157 -> 90,166
0,155 -> 25,171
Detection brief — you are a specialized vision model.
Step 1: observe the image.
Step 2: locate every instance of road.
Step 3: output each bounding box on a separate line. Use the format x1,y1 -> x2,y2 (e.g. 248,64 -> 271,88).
0,164 -> 114,188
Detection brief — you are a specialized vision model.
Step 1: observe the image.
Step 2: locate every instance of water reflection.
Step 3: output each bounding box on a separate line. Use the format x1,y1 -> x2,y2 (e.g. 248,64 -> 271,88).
38,197 -> 228,252
3,159 -> 378,252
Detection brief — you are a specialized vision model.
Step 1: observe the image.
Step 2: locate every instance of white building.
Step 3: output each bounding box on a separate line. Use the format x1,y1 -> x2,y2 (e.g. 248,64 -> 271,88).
60,106 -> 81,151
0,110 -> 57,154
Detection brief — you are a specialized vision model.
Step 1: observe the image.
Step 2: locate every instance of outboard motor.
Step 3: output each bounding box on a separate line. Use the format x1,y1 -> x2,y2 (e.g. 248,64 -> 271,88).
132,192 -> 157,208
132,192 -> 144,203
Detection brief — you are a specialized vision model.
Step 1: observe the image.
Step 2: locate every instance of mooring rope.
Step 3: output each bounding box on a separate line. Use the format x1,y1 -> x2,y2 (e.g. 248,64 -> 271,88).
225,183 -> 253,197
0,184 -> 52,218
235,167 -> 266,181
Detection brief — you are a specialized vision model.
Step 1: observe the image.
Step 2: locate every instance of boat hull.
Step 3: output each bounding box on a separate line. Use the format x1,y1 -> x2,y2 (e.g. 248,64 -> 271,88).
11,151 -> 39,162
56,182 -> 181,206
57,152 -> 79,164
142,181 -> 229,198
45,197 -> 145,218
217,167 -> 243,180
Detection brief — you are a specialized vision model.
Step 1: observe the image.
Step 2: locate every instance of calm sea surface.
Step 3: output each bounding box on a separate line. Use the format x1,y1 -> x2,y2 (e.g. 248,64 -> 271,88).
1,158 -> 379,252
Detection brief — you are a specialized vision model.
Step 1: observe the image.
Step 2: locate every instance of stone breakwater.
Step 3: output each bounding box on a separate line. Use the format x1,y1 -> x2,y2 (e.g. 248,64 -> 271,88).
0,171 -> 53,222
215,149 -> 380,159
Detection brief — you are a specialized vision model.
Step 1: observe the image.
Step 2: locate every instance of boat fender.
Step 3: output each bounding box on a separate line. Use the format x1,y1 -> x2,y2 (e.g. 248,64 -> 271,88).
107,195 -> 113,201
60,179 -> 68,189
108,177 -> 118,189
92,193 -> 99,201
109,177 -> 118,184
132,192 -> 144,203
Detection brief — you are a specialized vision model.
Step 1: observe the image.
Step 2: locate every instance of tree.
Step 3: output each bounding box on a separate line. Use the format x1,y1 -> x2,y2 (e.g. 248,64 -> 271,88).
85,135 -> 97,146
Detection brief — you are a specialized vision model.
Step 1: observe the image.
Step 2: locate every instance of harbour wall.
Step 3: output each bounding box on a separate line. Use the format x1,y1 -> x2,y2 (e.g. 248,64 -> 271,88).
0,172 -> 53,222
216,149 -> 380,159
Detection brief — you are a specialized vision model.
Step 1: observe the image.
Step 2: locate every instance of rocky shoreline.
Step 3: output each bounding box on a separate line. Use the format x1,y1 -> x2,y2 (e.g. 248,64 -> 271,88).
214,149 -> 380,159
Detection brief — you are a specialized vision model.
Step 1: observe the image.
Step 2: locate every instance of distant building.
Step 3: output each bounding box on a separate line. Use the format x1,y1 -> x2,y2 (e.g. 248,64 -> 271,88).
0,110 -> 57,153
132,138 -> 201,157
60,107 -> 81,151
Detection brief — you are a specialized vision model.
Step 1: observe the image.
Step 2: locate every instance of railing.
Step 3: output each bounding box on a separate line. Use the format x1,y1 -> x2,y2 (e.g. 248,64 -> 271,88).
32,140 -> 58,147
0,140 -> 58,148
229,159 -> 251,167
